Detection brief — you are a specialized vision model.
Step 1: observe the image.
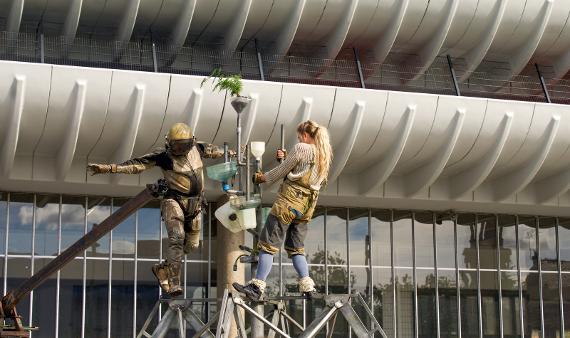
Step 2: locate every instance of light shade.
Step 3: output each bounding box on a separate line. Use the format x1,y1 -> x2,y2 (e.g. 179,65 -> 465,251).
250,141 -> 265,160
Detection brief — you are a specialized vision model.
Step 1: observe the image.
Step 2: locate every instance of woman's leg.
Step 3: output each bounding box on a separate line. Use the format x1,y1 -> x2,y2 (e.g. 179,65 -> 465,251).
291,254 -> 309,278
255,250 -> 274,280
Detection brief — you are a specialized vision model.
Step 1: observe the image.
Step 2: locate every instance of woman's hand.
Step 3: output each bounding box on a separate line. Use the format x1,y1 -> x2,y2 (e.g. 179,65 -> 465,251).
252,171 -> 266,184
276,149 -> 287,161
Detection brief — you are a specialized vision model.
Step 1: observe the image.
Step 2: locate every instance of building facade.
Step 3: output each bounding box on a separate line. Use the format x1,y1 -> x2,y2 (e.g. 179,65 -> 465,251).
2,0 -> 570,337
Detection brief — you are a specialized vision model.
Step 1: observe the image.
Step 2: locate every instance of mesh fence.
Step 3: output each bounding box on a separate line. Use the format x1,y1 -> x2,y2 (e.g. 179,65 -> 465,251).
1,30 -> 569,104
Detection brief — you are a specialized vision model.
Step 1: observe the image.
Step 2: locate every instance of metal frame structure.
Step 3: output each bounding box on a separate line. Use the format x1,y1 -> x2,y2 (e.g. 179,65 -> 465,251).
137,289 -> 387,338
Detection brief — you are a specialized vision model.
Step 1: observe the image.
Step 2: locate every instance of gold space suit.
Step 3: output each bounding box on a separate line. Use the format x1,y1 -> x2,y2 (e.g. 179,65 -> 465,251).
88,123 -> 224,296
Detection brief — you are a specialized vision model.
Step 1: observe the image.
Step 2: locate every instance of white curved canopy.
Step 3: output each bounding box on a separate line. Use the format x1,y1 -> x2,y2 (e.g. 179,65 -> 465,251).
1,60 -> 570,216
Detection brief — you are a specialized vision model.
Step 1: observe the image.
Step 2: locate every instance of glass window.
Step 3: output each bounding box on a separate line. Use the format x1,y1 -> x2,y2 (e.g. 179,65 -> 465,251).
478,214 -> 498,270
480,271 -> 499,338
281,265 -> 309,336
438,269 -> 458,338
417,268 -> 436,338
6,257 -> 31,325
542,272 -> 561,338
498,215 -> 518,271
414,212 -> 434,268
31,258 -> 57,338
457,214 -> 477,270
352,267 -> 372,336
393,211 -> 413,268
110,260 -> 134,337
327,208 -> 347,267
539,217 -> 557,271
519,217 -> 538,271
136,261 -> 159,334
348,208 -> 369,267
459,270 -> 479,338
34,195 -> 60,256
84,259 -> 109,338
371,210 -> 391,267
58,259 -> 83,338
86,197 -> 111,257
435,213 -> 455,269
374,267 -> 395,337
395,268 -> 414,338
8,193 -> 34,255
111,198 -> 135,259
521,271 -> 541,337
137,201 -> 161,259
61,195 -> 86,253
0,192 -> 8,254
562,273 -> 570,338
501,271 -> 521,338
559,218 -> 570,271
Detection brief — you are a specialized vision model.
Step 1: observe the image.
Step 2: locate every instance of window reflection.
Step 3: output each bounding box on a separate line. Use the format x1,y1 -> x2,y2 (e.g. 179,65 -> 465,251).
393,211 -> 413,267
414,212 -> 434,268
8,193 -> 34,255
58,259 -> 83,338
0,192 -> 7,256
111,260 -> 134,337
521,271 -> 541,337
480,271 -> 499,338
112,198 -> 135,258
85,259 -> 109,338
498,215 -> 518,271
538,217 -> 557,271
349,208 -> 369,267
456,214 -> 477,270
326,208 -> 347,267
34,195 -> 60,256
32,258 -> 57,338
61,195 -> 86,253
417,268 -> 436,338
7,258 -> 31,325
86,197 -> 111,257
371,210 -> 391,267
519,217 -> 538,271
137,201 -> 161,259
478,215 -> 497,270
374,268 -> 395,337
542,272 -> 561,338
435,214 -> 455,269
395,268 -> 414,338
438,269 -> 458,338
559,218 -> 570,271
459,270 -> 478,338
501,271 -> 521,338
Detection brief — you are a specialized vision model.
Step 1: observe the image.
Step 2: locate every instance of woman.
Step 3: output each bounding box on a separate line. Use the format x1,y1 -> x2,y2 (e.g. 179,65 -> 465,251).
233,120 -> 333,300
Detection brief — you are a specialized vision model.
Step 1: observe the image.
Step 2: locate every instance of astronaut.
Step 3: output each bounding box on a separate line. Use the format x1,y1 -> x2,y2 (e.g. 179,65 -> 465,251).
88,123 -> 227,296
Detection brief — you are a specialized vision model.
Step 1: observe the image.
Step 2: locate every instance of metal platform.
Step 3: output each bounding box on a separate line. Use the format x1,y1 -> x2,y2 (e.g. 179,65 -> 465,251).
137,289 -> 387,338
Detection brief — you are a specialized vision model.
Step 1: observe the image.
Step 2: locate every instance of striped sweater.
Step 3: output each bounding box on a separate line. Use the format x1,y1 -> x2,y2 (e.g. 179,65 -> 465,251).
264,143 -> 324,191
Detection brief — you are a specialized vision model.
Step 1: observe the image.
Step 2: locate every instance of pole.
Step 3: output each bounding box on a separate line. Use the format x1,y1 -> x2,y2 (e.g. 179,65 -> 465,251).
353,48 -> 366,89
152,42 -> 158,73
535,63 -> 552,103
447,55 -> 461,96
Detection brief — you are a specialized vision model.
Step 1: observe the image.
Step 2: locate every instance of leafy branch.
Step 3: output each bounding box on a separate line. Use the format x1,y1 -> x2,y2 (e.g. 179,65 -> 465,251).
200,68 -> 243,97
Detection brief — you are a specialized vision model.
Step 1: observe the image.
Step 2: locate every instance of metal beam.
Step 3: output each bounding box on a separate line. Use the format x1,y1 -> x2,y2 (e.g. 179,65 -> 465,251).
493,115 -> 560,201
450,111 -> 513,199
360,104 -> 416,195
328,101 -> 365,183
56,80 -> 87,181
405,109 -> 465,197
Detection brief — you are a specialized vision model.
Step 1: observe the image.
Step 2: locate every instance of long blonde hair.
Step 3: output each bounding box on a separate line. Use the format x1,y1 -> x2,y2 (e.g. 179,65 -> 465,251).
297,120 -> 333,183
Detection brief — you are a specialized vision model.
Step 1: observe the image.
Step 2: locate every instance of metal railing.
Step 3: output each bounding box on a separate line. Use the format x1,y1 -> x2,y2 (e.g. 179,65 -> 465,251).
1,30 -> 568,105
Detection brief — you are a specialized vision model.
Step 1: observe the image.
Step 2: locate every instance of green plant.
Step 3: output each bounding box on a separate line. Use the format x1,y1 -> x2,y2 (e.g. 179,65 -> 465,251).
200,68 -> 243,97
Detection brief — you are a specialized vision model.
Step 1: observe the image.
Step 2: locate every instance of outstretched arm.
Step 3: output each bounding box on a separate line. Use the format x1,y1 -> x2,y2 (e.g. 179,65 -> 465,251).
87,149 -> 163,175
196,142 -> 225,159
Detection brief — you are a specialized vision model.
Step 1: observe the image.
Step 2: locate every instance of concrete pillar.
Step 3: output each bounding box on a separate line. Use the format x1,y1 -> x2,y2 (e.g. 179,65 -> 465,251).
215,195 -> 245,337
